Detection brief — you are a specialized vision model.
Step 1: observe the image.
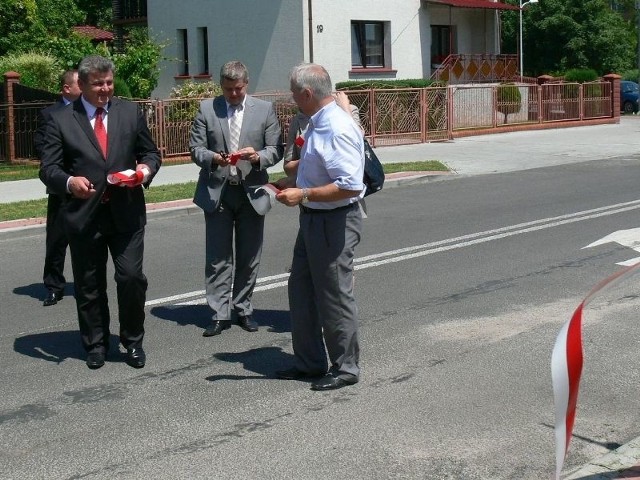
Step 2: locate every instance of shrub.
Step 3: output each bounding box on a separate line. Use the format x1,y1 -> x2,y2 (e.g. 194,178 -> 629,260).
496,83 -> 522,123
170,80 -> 222,99
111,27 -> 163,99
42,33 -> 95,71
0,52 -> 60,91
114,77 -> 132,98
166,80 -> 222,122
564,68 -> 598,83
621,69 -> 640,82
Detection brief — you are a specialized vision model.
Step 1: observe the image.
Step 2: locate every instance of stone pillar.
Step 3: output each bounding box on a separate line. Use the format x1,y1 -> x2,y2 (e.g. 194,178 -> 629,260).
603,73 -> 621,122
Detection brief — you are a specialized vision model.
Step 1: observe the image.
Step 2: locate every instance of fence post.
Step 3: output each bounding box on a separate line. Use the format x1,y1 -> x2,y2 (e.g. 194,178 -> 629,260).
156,99 -> 165,160
368,88 -> 376,147
537,75 -> 553,123
420,88 -> 426,143
447,86 -> 453,139
3,71 -> 20,164
579,84 -> 584,121
603,73 -> 621,122
492,84 -> 497,128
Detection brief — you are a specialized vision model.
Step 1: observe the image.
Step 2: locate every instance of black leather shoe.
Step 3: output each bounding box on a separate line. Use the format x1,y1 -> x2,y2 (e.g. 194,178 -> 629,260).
311,373 -> 358,391
276,367 -> 326,380
86,351 -> 105,369
203,320 -> 231,337
237,315 -> 258,332
43,291 -> 63,307
125,347 -> 146,368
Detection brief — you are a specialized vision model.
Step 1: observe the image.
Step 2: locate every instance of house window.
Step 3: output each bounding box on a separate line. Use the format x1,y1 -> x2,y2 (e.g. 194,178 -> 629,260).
351,21 -> 386,68
197,27 -> 209,75
431,25 -> 456,66
177,29 -> 189,76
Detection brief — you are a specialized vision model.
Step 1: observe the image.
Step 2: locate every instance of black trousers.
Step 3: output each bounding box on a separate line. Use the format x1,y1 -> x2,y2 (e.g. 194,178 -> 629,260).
43,194 -> 68,294
67,207 -> 147,353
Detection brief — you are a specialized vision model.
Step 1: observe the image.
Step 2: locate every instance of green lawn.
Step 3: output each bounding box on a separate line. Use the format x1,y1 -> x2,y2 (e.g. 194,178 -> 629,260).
0,161 -> 447,222
0,163 -> 40,182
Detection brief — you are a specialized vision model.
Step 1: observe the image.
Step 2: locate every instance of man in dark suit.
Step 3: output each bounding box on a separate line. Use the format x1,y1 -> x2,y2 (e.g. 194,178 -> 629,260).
190,60 -> 283,337
34,70 -> 81,306
40,55 -> 161,370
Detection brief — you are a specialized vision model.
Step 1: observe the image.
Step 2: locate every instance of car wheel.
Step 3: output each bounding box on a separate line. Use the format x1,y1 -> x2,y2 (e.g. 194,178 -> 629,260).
623,101 -> 635,114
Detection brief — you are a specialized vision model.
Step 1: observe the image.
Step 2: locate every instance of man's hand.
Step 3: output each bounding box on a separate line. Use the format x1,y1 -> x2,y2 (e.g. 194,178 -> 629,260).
272,176 -> 296,191
135,164 -> 151,184
276,187 -> 304,206
235,147 -> 260,164
69,176 -> 97,199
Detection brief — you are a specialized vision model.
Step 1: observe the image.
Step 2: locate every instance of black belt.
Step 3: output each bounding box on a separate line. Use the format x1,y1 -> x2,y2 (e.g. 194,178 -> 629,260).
299,203 -> 357,214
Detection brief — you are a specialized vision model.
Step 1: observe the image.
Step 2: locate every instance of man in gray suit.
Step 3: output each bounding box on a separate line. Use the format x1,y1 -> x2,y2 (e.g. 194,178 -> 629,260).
190,61 -> 283,337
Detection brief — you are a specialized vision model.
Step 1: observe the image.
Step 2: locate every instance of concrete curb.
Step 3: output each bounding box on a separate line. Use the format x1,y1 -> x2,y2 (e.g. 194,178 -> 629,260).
0,171 -> 453,239
563,436 -> 640,479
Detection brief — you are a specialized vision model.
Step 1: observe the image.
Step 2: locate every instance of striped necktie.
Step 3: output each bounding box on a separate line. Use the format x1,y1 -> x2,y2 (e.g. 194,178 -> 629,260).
228,104 -> 242,178
229,104 -> 242,153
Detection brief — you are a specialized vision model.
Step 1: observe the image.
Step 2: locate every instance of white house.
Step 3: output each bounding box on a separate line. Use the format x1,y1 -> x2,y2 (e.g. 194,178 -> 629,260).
146,0 -> 517,98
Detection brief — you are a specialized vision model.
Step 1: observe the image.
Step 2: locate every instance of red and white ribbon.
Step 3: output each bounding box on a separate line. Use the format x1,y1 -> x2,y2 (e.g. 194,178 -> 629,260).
551,261 -> 640,478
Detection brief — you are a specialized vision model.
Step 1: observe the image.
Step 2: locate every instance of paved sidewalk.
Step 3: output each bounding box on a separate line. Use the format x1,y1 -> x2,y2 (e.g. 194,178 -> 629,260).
3,119 -> 640,479
3,117 -> 640,205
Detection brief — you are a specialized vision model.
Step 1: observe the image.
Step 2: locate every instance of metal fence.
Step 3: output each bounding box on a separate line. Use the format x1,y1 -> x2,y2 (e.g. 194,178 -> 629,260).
0,80 -> 617,163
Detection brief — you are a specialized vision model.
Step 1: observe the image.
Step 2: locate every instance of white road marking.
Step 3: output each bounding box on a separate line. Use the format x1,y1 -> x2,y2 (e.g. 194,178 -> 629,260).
583,226 -> 640,266
147,199 -> 640,307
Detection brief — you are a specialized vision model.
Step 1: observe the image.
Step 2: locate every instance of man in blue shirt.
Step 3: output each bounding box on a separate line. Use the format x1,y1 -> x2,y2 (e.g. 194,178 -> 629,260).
276,63 -> 365,390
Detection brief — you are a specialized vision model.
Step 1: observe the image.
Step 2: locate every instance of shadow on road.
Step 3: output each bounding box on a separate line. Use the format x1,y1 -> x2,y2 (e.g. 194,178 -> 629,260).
151,305 -> 291,333
13,282 -> 74,302
13,331 -> 121,364
206,346 -> 294,382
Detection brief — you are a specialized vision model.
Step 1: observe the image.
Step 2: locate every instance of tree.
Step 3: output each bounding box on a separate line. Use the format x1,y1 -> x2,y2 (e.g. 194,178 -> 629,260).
111,27 -> 163,98
0,0 -> 84,56
501,0 -> 636,76
75,0 -> 113,28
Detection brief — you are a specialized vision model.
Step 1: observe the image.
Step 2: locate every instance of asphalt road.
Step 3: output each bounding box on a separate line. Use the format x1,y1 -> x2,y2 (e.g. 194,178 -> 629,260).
2,157 -> 640,479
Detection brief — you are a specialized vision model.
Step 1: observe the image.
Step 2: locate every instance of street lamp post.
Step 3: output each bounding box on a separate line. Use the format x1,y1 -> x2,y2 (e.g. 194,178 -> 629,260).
519,0 -> 538,79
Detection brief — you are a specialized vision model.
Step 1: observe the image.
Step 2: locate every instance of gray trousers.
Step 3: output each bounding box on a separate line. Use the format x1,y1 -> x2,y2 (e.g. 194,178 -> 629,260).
288,204 -> 362,379
204,184 -> 264,320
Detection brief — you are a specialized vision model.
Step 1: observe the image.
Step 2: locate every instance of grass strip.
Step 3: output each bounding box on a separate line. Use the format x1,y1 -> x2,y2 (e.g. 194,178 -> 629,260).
0,161 -> 447,222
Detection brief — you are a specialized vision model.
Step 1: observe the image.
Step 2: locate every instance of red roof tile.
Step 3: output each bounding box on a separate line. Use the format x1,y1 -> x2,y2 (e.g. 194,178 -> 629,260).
72,26 -> 114,41
427,0 -> 519,11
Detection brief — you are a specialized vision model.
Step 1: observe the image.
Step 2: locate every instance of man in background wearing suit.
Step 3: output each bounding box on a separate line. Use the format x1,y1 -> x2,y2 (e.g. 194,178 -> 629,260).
190,60 -> 283,337
34,70 -> 81,306
40,55 -> 161,370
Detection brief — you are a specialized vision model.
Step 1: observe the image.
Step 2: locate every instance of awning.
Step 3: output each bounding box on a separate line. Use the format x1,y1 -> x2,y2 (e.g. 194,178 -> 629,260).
427,0 -> 519,11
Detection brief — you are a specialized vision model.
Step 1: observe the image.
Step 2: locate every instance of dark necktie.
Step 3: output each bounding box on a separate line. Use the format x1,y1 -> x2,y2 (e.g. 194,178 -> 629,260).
94,107 -> 107,157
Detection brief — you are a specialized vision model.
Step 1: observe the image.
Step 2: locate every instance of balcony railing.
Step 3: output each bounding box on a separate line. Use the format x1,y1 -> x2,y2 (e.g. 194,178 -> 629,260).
431,54 -> 519,84
113,0 -> 147,25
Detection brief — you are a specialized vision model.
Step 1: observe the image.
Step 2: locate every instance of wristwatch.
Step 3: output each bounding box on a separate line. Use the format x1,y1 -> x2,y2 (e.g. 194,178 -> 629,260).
301,188 -> 310,204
